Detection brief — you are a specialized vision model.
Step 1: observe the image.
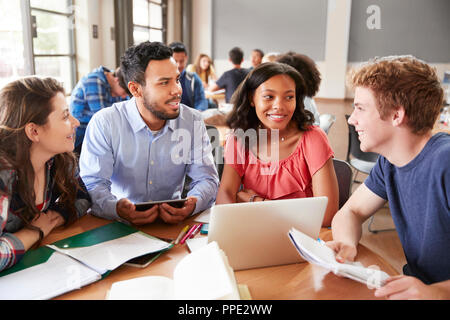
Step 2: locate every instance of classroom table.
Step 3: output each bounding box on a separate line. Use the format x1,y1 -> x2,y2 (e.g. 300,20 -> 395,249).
42,214 -> 398,300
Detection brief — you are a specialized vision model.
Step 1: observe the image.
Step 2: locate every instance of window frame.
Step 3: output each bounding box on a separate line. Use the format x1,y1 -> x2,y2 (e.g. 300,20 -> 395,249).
132,0 -> 167,44
20,0 -> 77,90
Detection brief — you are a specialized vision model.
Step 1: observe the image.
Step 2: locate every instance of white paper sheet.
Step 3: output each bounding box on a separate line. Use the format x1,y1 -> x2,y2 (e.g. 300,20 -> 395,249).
47,232 -> 171,274
0,252 -> 101,300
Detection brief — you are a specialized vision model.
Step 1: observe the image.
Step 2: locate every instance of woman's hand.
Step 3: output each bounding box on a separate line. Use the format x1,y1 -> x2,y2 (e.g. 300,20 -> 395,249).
236,188 -> 264,202
31,210 -> 65,237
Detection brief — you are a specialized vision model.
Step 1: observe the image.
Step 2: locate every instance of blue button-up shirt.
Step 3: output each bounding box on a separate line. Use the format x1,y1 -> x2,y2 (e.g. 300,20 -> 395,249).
79,98 -> 219,220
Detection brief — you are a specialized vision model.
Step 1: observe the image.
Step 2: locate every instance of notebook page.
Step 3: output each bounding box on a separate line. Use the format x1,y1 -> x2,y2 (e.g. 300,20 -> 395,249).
173,241 -> 239,300
107,276 -> 174,300
0,251 -> 100,300
289,228 -> 390,288
289,228 -> 339,271
48,232 -> 171,273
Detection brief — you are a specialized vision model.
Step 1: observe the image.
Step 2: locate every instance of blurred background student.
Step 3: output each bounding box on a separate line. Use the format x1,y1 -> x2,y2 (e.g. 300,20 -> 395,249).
250,49 -> 264,69
187,53 -> 217,89
209,46 -> 249,104
0,77 -> 91,272
70,66 -> 130,154
277,52 -> 321,125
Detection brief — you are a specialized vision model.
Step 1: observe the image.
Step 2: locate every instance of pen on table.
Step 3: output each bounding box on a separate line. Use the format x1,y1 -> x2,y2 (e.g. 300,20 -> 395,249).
189,223 -> 203,239
174,225 -> 190,245
180,224 -> 197,244
317,238 -> 326,245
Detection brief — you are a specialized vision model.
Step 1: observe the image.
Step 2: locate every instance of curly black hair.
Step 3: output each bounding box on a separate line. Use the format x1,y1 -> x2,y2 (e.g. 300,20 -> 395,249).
120,41 -> 173,86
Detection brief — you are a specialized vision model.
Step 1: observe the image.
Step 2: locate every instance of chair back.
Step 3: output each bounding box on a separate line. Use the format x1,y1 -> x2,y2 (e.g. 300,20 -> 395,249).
345,115 -> 379,162
319,113 -> 336,134
332,158 -> 353,209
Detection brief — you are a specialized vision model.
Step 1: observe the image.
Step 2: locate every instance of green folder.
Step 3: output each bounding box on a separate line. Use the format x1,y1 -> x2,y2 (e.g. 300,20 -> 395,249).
0,222 -> 172,278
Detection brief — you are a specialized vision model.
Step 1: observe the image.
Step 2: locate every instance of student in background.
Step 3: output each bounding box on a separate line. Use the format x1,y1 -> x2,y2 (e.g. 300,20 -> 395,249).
169,42 -> 209,111
250,49 -> 264,69
215,62 -> 339,227
209,47 -> 249,103
80,41 -> 218,226
187,53 -> 217,89
70,66 -> 130,154
0,77 -> 92,272
262,52 -> 280,63
276,52 -> 321,125
328,55 -> 450,299
187,53 -> 218,109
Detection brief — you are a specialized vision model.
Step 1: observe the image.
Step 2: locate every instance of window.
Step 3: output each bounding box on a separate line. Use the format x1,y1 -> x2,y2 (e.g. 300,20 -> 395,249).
0,0 -> 26,89
0,0 -> 76,92
132,0 -> 167,45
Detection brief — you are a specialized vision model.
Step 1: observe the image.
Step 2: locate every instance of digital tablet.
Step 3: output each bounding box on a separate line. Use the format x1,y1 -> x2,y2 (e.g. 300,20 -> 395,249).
124,251 -> 164,268
135,199 -> 187,211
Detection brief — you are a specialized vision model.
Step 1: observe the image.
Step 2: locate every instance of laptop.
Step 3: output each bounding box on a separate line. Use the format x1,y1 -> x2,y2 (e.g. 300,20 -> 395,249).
207,197 -> 328,270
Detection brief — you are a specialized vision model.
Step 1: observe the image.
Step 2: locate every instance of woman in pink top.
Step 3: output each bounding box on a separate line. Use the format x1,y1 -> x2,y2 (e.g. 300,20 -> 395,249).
215,62 -> 339,226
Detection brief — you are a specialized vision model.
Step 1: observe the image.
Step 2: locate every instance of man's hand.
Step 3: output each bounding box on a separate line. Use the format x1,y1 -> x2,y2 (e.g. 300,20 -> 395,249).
116,198 -> 159,225
326,241 -> 358,263
375,276 -> 449,300
159,196 -> 197,224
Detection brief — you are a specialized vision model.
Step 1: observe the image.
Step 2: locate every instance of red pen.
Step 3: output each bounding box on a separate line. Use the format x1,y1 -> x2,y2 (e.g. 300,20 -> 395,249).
180,224 -> 197,244
189,223 -> 203,239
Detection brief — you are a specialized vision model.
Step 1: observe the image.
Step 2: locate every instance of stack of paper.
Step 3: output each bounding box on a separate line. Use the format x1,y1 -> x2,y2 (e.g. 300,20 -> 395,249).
288,228 -> 390,289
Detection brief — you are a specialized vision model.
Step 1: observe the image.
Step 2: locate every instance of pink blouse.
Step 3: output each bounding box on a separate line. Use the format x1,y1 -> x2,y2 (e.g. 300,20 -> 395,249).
224,126 -> 334,200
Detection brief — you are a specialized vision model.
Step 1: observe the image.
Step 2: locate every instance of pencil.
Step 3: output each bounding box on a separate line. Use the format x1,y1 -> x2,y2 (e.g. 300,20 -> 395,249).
175,225 -> 190,244
189,223 -> 203,239
180,225 -> 197,245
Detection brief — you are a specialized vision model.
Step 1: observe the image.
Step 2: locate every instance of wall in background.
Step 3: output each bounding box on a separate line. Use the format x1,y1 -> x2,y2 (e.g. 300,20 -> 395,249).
74,0 -> 116,80
192,0 -> 450,99
211,0 -> 327,61
348,0 -> 450,63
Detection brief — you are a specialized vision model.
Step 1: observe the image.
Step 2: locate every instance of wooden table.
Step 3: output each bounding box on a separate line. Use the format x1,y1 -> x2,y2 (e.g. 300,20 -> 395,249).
43,214 -> 398,300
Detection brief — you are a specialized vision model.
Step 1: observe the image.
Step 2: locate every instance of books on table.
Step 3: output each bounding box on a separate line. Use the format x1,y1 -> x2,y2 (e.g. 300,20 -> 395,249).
288,227 -> 390,289
0,222 -> 172,300
107,241 -> 247,300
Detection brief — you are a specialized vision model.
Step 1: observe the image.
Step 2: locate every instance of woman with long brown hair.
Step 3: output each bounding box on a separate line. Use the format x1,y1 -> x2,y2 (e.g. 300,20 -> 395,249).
0,76 -> 91,272
187,53 -> 217,88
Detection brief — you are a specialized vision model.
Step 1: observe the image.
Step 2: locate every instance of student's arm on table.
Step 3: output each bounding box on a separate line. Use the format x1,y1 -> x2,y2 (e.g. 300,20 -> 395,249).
215,164 -> 242,204
375,277 -> 450,300
311,157 -> 339,227
327,183 -> 386,262
0,196 -> 63,271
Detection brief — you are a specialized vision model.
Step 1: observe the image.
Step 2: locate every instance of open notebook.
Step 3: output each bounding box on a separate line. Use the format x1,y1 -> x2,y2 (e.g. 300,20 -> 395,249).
0,222 -> 172,300
288,227 -> 390,289
107,241 -> 248,300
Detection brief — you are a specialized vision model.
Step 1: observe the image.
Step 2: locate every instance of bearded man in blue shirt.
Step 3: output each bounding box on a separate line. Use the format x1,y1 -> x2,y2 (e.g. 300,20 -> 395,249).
79,41 -> 219,225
